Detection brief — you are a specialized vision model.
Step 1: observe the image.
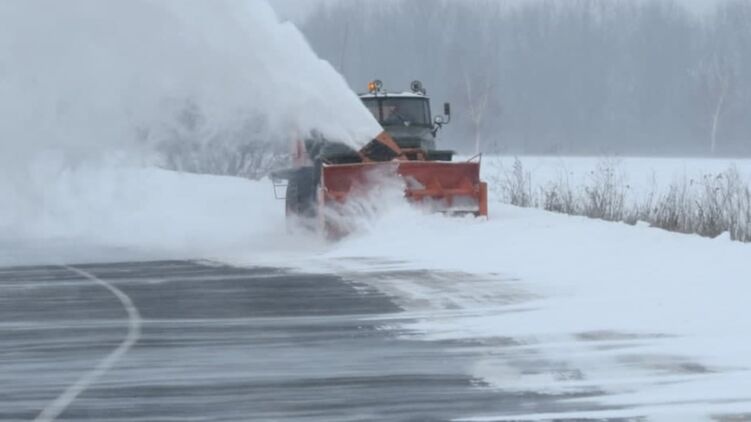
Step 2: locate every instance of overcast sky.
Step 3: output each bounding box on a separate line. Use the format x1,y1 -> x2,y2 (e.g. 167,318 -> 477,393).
269,0 -> 720,22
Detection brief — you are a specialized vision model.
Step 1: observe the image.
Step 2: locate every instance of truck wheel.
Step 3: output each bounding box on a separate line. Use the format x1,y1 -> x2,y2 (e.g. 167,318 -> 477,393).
285,167 -> 318,218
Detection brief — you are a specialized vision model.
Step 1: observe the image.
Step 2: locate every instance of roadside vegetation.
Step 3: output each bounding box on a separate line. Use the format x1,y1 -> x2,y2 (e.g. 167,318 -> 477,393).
154,102 -> 289,180
491,158 -> 751,242
159,139 -> 287,180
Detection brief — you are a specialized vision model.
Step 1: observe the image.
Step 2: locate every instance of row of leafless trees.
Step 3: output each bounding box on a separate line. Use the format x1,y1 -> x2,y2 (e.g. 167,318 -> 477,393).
160,140 -> 287,180
492,158 -> 751,242
154,101 -> 288,180
302,0 -> 751,156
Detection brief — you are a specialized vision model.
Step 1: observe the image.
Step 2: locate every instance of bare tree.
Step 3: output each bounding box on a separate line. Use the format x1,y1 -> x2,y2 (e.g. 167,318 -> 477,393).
698,52 -> 737,155
462,68 -> 494,155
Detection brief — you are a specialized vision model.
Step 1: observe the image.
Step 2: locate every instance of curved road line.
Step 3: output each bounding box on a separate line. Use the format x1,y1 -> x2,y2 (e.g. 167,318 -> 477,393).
34,266 -> 142,422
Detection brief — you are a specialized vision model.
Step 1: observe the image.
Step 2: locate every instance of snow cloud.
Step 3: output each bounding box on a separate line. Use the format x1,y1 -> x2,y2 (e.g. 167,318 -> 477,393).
0,0 -> 379,170
0,0 -> 380,239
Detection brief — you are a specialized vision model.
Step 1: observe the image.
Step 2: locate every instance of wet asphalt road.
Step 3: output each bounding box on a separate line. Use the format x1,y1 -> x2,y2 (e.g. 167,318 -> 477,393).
0,260 -> 613,421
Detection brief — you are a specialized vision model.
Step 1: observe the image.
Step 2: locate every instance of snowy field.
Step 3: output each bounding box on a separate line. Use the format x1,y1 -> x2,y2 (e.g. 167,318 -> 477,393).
2,156 -> 750,421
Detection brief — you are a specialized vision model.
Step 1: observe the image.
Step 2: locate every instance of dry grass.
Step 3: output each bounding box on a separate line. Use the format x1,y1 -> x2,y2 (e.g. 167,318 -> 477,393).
493,158 -> 751,242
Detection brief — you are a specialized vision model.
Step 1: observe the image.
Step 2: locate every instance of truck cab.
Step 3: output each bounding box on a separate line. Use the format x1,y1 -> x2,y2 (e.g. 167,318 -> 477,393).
359,80 -> 452,160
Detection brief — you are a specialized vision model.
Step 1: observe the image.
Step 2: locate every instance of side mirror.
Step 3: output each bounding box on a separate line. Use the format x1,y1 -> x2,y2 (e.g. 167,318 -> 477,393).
431,102 -> 452,137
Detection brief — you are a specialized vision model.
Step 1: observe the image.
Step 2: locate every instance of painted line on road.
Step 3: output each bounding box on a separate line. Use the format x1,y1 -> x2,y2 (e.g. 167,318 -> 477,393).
34,266 -> 142,422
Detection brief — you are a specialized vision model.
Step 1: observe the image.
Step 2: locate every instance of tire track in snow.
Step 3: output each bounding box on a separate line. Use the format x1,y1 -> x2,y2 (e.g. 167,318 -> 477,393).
34,266 -> 142,422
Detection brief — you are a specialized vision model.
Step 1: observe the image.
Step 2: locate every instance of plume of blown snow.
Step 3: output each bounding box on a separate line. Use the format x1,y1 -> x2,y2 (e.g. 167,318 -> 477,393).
0,0 -> 378,165
0,0 -> 380,246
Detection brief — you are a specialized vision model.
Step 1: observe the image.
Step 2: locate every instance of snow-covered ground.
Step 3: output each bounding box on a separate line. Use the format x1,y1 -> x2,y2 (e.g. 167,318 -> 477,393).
0,165 -> 289,266
3,157 -> 750,420
328,203 -> 751,421
327,156 -> 751,420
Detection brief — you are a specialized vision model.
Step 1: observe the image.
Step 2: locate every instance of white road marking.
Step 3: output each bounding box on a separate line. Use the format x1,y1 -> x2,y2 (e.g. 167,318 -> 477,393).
34,266 -> 142,422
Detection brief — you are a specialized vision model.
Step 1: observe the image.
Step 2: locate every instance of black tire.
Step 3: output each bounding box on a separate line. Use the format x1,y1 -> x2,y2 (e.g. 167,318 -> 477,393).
285,167 -> 318,218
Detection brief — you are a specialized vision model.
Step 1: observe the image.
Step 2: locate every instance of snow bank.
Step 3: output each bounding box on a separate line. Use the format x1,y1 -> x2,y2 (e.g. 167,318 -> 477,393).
0,165 -> 299,265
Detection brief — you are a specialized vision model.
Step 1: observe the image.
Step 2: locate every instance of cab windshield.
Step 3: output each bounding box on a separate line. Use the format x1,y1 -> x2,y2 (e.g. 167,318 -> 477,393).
362,97 -> 431,127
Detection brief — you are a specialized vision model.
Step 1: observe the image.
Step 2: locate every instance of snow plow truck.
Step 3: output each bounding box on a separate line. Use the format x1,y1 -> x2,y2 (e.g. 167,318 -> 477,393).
273,80 -> 488,235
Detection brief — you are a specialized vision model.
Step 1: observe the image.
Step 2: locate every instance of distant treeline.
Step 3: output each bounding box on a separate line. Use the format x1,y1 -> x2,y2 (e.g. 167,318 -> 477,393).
301,0 -> 751,156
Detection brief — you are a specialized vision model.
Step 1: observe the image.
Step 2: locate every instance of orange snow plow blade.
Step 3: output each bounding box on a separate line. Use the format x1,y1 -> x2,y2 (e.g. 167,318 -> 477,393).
321,160 -> 488,216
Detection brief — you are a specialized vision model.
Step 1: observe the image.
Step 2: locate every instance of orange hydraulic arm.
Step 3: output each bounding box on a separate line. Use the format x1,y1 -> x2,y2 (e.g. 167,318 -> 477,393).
359,131 -> 405,162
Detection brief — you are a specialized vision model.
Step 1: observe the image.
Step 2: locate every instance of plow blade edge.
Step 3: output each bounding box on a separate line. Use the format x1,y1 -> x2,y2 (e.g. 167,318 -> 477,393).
320,161 -> 488,216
